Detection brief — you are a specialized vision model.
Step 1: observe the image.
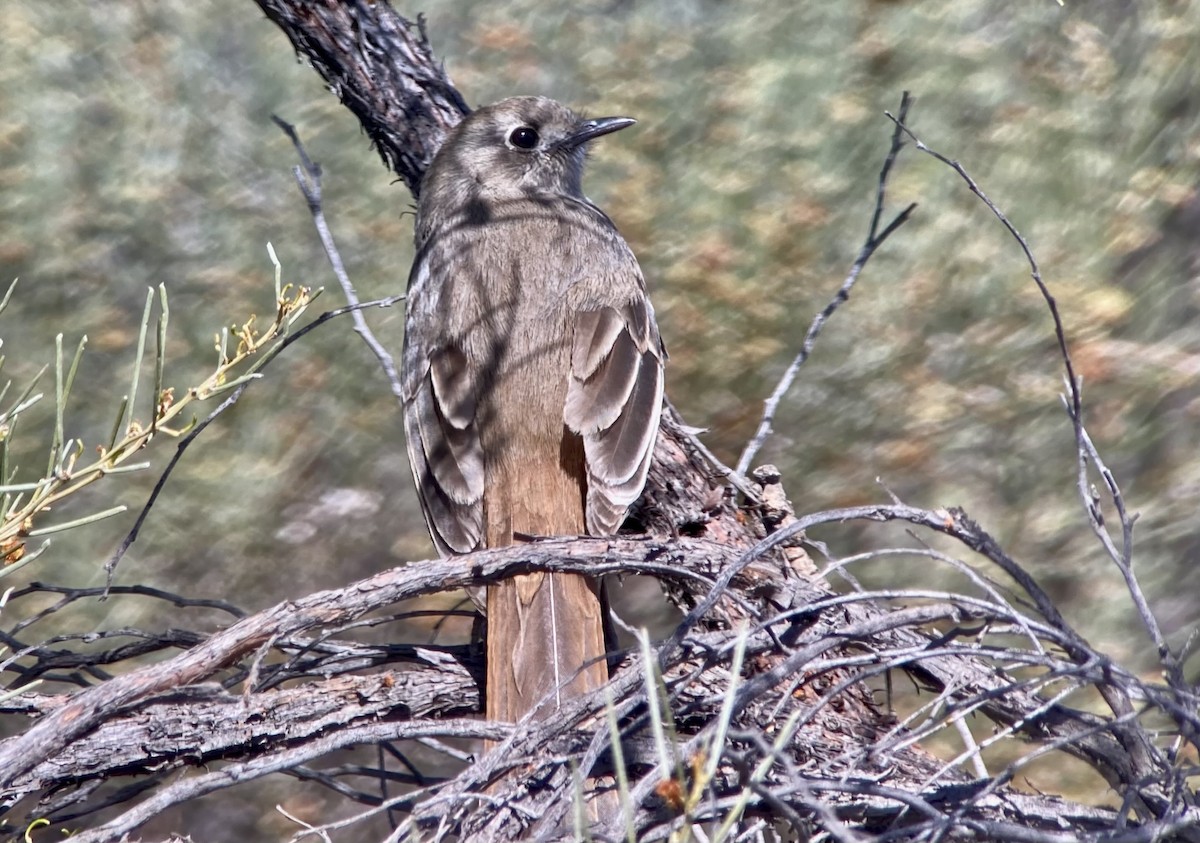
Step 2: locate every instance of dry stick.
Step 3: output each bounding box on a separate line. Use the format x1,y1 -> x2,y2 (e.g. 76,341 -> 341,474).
0,537 -> 724,796
273,115 -> 406,404
614,612 -> 961,840
735,91 -> 918,477
605,566 -> 960,833
99,296 -> 401,587
68,718 -> 499,843
2,669 -> 474,809
668,402 -> 762,503
670,94 -> 923,666
13,500 -> 1174,836
672,500 -> 1161,780
0,517 -> 497,790
10,524 -> 1164,839
101,384 -> 246,587
884,112 -> 1175,803
7,582 -> 245,637
255,0 -> 470,198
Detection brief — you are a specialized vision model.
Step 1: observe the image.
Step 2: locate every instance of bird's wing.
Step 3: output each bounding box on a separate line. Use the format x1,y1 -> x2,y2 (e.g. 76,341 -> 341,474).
402,256 -> 485,555
564,289 -> 665,537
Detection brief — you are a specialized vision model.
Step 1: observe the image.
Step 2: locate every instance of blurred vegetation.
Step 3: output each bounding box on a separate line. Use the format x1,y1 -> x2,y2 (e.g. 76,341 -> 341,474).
1,0 -> 1199,827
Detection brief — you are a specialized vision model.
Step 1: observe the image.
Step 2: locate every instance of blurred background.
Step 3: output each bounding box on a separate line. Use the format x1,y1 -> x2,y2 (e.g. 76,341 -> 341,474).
1,0 -> 1198,835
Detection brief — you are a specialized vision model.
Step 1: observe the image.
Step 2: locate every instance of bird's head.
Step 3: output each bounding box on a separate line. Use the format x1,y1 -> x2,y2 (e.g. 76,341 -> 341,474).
421,96 -> 635,203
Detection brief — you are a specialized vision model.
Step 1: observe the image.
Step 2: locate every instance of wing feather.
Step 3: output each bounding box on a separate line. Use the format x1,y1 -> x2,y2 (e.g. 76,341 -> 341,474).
564,323 -> 640,434
402,258 -> 484,555
566,299 -> 665,537
571,308 -> 627,380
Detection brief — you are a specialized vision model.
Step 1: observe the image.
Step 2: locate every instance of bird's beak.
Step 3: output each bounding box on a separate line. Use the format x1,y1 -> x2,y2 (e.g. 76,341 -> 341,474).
559,116 -> 636,149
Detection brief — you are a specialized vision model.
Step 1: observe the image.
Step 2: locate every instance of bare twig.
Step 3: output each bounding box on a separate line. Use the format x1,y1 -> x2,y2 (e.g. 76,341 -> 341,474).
273,115 -> 406,403
101,294 -> 402,585
736,91 -> 918,476
885,110 -> 1188,794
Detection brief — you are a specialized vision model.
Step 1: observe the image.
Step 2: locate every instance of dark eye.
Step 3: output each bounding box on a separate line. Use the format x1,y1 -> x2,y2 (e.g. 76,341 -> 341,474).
508,126 -> 540,150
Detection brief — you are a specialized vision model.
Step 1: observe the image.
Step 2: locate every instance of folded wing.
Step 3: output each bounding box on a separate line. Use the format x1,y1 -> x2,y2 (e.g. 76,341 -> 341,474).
564,300 -> 665,536
402,263 -> 485,556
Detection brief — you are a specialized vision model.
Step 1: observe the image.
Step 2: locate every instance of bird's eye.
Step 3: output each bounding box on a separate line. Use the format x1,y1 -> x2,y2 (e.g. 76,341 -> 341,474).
508,126 -> 540,150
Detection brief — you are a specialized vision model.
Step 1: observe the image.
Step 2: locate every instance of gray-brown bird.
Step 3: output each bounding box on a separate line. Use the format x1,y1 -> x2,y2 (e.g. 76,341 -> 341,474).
402,97 -> 665,729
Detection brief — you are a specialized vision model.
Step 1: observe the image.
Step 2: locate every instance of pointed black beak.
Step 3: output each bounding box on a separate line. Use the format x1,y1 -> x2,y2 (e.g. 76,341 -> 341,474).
559,116 -> 636,149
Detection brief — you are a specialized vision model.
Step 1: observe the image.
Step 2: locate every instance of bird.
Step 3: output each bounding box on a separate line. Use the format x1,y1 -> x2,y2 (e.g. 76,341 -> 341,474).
401,96 -> 665,731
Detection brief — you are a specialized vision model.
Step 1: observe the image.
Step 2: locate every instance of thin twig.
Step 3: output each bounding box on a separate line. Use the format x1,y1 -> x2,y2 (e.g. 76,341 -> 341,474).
884,111 -> 1178,786
273,115 -> 406,404
101,294 -> 402,586
736,92 -> 918,476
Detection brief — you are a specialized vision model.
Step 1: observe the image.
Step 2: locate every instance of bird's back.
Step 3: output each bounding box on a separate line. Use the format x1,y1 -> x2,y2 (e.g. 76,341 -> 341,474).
402,99 -> 662,763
